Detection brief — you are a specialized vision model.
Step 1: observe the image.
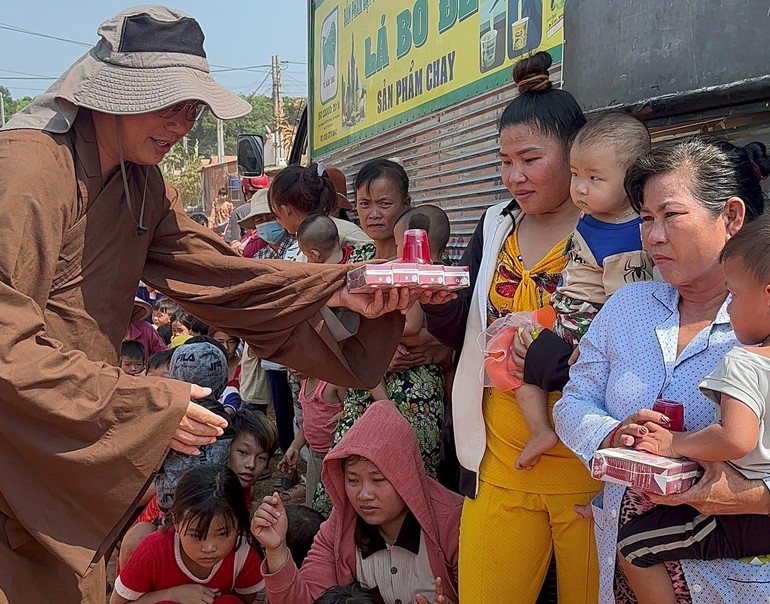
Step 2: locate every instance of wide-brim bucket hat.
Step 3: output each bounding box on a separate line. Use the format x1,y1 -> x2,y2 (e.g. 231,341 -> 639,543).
3,5 -> 251,133
238,189 -> 272,229
132,297 -> 153,322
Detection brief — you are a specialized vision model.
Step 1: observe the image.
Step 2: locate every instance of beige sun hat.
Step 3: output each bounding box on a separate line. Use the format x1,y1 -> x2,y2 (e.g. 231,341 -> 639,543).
237,189 -> 272,229
3,5 -> 251,133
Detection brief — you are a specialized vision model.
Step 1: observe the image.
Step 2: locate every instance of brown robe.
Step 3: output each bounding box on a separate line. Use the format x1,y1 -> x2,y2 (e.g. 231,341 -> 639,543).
0,111 -> 402,603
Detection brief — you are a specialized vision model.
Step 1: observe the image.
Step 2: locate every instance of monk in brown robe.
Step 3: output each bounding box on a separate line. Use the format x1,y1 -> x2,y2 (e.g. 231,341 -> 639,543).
0,6 -> 453,603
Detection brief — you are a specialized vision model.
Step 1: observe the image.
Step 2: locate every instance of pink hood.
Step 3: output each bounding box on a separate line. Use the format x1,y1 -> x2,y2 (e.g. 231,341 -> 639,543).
322,400 -> 462,600
262,400 -> 462,604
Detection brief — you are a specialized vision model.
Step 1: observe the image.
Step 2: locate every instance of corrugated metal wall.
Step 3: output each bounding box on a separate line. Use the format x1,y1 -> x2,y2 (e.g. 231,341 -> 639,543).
201,159 -> 240,213
314,65 -> 562,261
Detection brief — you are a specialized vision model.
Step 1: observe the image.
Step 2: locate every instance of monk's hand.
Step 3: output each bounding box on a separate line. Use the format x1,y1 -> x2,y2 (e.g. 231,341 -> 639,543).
328,285 -> 416,317
169,385 -> 227,456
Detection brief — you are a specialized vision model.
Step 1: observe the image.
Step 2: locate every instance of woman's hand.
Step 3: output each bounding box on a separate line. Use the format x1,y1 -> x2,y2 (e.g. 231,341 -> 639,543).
388,345 -> 428,372
415,577 -> 447,604
600,409 -> 671,449
169,387 -> 228,455
647,460 -> 770,516
251,493 -> 290,552
418,289 -> 457,306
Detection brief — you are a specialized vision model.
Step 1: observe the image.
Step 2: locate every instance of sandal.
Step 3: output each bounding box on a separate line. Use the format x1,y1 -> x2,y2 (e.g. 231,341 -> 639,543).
272,475 -> 294,492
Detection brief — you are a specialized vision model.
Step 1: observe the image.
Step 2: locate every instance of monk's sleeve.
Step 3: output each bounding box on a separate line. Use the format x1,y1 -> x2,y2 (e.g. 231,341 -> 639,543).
143,186 -> 403,389
0,135 -> 189,577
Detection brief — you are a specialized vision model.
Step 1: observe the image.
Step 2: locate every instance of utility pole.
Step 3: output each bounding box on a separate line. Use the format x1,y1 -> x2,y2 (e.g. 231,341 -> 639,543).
0,94 -> 5,127
216,118 -> 224,163
271,55 -> 283,165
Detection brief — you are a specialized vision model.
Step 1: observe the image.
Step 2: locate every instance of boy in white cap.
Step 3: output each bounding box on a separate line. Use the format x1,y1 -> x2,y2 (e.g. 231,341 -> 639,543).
0,6 -> 451,602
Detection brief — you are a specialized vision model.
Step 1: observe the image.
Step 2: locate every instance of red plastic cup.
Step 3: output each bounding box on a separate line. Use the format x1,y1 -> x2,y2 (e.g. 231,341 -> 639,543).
402,229 -> 431,264
652,399 -> 685,432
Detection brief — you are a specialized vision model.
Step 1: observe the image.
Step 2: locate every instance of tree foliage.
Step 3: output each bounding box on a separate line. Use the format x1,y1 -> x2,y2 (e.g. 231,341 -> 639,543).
160,141 -> 203,209
188,94 -> 273,159
187,93 -> 305,159
0,86 -> 33,124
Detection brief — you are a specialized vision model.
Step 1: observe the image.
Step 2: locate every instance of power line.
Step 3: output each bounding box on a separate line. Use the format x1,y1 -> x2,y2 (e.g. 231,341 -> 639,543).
0,76 -> 55,80
0,68 -> 55,78
244,71 -> 272,98
4,86 -> 47,92
211,64 -> 272,73
0,22 -> 91,47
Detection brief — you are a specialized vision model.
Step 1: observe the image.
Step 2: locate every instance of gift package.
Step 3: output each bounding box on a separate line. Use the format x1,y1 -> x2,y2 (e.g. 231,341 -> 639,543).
347,229 -> 470,293
590,448 -> 701,495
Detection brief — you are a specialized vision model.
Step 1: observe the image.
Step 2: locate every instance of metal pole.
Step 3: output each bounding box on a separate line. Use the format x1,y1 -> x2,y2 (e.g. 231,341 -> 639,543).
271,55 -> 283,164
0,94 -> 5,127
216,118 -> 224,163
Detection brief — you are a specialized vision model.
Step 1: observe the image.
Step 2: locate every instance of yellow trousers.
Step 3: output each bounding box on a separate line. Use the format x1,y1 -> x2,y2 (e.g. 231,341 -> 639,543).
459,480 -> 599,603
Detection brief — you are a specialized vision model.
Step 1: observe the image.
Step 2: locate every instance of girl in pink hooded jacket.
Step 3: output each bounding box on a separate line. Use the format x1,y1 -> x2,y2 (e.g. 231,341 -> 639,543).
251,400 -> 462,604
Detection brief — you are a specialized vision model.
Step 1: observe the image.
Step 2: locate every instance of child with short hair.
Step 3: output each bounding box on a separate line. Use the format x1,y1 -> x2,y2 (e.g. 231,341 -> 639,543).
229,406 -> 279,510
151,298 -> 178,329
296,214 -> 355,264
187,334 -> 243,414
112,465 -> 264,604
368,204 -> 454,402
616,216 -> 770,604
507,112 -> 654,470
145,349 -> 174,378
155,342 -> 234,512
285,505 -> 326,567
119,340 -> 146,376
285,217 -> 351,505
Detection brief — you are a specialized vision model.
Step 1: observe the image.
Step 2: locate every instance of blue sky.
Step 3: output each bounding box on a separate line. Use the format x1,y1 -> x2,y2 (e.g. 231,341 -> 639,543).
0,1 -> 309,99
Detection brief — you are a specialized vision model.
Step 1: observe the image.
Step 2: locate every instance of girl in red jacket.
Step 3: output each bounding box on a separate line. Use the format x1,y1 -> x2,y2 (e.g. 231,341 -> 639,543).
251,400 -> 462,604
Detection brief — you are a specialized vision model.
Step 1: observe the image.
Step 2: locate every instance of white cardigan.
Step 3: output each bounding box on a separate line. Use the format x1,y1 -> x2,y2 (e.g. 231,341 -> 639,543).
452,201 -> 521,497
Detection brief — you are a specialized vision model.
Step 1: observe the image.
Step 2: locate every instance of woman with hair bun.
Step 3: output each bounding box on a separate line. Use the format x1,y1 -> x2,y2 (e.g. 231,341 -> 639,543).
269,163 -> 371,249
422,51 -> 599,601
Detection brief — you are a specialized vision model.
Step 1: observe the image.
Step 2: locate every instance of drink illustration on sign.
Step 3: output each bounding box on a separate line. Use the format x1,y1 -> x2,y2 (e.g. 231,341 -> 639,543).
507,0 -> 543,59
479,0 -> 507,73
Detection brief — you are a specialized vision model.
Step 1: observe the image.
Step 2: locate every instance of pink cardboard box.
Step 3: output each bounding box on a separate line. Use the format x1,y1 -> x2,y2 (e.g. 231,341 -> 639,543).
346,265 -> 394,292
590,448 -> 701,495
418,265 -> 446,288
392,263 -> 420,287
443,265 -> 470,290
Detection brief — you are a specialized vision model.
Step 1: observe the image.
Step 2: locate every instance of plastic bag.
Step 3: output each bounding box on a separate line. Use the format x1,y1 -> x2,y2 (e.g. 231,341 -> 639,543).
478,306 -> 557,391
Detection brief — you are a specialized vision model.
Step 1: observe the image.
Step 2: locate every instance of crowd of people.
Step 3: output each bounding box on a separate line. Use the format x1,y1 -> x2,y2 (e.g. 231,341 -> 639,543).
4,5 -> 770,604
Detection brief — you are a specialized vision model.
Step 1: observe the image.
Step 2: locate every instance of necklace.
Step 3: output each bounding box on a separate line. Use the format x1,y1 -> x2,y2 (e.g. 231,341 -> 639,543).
608,209 -> 637,224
